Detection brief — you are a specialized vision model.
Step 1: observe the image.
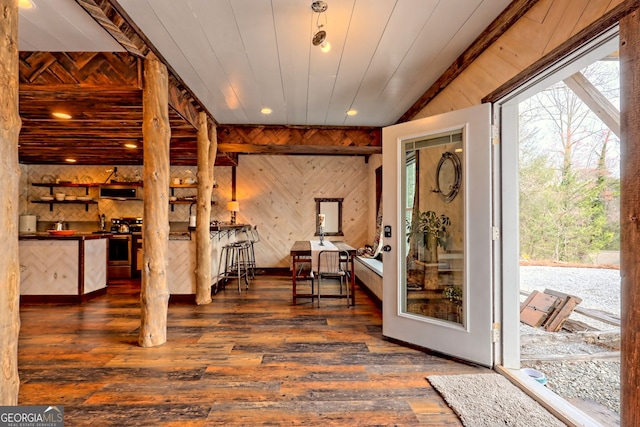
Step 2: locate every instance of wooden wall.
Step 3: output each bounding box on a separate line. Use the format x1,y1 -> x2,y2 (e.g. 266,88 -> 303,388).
236,155 -> 369,268
415,0 -> 624,118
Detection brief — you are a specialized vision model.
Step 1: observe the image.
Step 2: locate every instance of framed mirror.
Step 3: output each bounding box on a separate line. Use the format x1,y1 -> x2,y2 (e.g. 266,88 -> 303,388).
434,151 -> 461,203
315,198 -> 343,236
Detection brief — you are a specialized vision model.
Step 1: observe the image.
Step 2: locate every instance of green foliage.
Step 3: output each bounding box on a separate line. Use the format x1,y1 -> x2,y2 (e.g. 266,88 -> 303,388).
519,145 -> 619,263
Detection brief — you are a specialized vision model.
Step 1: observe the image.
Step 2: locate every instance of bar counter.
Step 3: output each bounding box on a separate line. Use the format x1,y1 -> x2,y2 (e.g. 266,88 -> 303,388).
18,232 -> 112,240
18,232 -> 109,303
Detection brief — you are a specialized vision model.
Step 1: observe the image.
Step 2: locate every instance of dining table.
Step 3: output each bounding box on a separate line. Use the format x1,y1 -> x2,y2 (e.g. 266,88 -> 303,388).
290,240 -> 356,306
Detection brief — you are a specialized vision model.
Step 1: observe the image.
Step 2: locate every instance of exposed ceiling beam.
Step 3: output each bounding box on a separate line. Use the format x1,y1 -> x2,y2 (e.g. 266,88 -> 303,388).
74,0 -> 144,57
218,125 -> 381,150
217,144 -> 381,156
563,71 -> 620,138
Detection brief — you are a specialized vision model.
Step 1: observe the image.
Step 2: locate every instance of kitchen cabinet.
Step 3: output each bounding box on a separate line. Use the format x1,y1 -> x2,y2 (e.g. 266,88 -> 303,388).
19,234 -> 108,302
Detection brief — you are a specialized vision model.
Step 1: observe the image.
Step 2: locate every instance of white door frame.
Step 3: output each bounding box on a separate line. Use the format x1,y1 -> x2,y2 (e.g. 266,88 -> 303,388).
496,27 -> 620,369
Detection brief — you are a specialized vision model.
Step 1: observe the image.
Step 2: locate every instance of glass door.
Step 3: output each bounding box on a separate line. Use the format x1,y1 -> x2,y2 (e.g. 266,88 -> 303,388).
382,103 -> 494,367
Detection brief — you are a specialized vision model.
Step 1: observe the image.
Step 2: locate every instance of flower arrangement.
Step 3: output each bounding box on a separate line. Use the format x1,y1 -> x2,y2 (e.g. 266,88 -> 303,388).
407,210 -> 451,264
444,284 -> 463,301
416,210 -> 451,250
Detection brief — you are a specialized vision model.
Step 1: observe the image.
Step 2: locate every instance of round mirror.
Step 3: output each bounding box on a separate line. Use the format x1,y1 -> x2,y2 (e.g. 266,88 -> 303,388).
435,151 -> 461,203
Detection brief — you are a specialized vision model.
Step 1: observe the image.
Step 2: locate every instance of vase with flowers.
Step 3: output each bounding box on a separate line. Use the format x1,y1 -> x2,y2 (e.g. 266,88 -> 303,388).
415,210 -> 451,264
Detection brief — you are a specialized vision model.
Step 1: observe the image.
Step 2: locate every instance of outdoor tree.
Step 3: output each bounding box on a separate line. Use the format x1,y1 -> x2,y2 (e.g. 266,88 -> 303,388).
518,59 -> 620,263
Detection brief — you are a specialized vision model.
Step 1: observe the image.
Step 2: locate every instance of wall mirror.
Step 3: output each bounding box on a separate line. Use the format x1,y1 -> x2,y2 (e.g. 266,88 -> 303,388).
434,151 -> 461,203
315,198 -> 343,236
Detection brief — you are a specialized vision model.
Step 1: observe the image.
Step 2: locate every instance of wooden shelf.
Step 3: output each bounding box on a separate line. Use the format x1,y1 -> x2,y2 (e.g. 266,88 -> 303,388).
31,200 -> 98,212
169,199 -> 215,211
32,182 -> 100,188
169,183 -> 218,188
170,200 -> 197,205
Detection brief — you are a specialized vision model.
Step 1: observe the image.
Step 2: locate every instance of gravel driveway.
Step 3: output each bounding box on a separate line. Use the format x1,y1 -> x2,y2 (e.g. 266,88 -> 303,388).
518,266 -> 621,421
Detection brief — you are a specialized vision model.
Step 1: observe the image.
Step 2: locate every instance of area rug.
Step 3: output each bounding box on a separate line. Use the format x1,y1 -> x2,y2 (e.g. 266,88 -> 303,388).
427,373 -> 566,427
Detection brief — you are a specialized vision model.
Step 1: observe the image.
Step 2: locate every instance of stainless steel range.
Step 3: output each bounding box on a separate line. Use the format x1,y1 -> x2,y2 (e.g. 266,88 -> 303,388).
108,218 -> 142,279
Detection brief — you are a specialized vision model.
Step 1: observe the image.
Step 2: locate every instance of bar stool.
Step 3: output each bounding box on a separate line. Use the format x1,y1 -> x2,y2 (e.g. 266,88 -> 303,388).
217,241 -> 251,293
236,225 -> 260,279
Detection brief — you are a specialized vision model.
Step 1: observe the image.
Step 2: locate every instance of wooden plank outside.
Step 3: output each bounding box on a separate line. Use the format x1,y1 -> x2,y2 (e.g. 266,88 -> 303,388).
520,290 -> 560,327
543,288 -> 583,305
562,318 -> 600,333
544,296 -> 581,332
520,307 -> 549,328
522,289 -> 621,325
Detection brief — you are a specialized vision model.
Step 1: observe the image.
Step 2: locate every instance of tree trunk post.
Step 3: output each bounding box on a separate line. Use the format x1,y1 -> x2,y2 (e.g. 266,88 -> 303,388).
195,113 -> 218,304
0,0 -> 22,405
139,52 -> 170,347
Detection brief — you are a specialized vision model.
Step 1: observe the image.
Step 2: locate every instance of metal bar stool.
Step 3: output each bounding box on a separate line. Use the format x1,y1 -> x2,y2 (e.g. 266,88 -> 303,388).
217,241 -> 250,293
236,226 -> 259,279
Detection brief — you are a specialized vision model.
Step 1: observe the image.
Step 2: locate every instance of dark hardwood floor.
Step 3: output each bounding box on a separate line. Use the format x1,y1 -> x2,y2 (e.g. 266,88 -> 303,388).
18,275 -> 488,426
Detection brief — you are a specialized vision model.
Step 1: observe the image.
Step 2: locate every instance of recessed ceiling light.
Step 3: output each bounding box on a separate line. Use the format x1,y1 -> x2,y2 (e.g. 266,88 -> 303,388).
19,0 -> 34,9
260,107 -> 272,115
346,109 -> 358,116
65,158 -> 77,163
52,112 -> 72,119
455,148 -> 463,153
124,143 -> 138,149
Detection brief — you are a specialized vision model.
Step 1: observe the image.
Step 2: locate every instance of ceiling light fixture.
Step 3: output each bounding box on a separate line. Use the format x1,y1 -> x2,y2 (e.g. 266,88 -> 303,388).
346,109 -> 358,116
52,112 -> 72,119
19,0 -> 34,9
124,143 -> 138,149
311,1 -> 330,53
260,107 -> 272,115
64,158 -> 77,163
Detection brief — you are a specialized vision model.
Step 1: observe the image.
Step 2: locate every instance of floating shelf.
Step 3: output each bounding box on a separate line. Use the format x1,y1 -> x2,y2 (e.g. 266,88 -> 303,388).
31,200 -> 98,212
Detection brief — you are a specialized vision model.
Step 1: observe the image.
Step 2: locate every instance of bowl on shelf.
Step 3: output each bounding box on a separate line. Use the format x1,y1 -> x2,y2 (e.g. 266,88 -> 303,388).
40,196 -> 54,201
64,195 -> 77,201
169,196 -> 178,202
54,193 -> 66,201
77,196 -> 93,201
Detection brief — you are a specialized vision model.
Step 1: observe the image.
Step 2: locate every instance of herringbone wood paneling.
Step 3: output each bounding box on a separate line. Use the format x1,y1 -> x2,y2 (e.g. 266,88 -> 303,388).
83,238 -> 107,293
167,240 -> 196,294
19,240 -> 79,295
237,155 -> 369,268
19,52 -> 139,87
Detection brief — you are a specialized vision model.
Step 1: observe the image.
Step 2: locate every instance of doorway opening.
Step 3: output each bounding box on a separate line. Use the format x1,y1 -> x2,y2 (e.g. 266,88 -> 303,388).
499,29 -> 620,425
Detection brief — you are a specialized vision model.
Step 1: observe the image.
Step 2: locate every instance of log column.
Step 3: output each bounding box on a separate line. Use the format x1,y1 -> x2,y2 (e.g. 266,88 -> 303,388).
0,0 -> 21,405
139,52 -> 170,347
620,8 -> 640,427
195,112 -> 218,304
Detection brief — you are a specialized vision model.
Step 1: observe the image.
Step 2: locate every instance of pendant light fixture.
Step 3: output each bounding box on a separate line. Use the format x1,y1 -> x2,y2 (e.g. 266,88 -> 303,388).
311,1 -> 330,53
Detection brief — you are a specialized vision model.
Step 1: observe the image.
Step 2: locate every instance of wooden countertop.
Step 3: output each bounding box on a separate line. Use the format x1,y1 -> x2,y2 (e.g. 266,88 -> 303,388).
19,232 -> 112,241
187,223 -> 251,232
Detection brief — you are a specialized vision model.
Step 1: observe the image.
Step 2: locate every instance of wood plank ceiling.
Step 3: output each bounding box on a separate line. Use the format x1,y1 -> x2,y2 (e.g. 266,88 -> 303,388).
16,0 -> 516,166
17,2 -> 381,166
